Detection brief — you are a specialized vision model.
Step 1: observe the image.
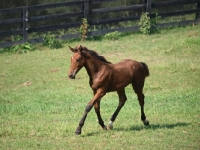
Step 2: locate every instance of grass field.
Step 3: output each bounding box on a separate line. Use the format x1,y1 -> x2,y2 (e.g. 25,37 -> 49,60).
0,25 -> 200,150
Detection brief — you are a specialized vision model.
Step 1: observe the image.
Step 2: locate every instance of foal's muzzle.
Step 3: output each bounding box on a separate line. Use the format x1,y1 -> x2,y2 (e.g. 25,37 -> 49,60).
68,74 -> 75,79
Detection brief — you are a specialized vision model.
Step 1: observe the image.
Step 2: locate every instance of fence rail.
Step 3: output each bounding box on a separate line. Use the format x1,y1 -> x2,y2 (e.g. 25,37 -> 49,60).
0,0 -> 200,48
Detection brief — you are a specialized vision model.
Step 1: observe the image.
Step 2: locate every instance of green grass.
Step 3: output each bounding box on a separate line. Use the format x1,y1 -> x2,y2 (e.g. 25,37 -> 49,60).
0,25 -> 200,150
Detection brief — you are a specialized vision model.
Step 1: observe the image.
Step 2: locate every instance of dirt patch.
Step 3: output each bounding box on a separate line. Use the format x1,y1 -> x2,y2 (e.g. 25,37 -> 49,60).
187,31 -> 199,37
50,68 -> 59,72
23,81 -> 32,86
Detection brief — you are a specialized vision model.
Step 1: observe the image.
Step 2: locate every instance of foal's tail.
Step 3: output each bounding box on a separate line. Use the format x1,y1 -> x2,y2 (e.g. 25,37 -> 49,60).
140,62 -> 150,77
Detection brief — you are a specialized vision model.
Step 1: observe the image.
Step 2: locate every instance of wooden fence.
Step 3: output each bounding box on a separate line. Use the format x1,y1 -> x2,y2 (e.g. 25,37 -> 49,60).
0,0 -> 200,48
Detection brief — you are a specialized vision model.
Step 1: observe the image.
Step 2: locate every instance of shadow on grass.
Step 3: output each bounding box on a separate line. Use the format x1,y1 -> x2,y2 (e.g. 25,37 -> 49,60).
115,122 -> 190,131
80,122 -> 190,137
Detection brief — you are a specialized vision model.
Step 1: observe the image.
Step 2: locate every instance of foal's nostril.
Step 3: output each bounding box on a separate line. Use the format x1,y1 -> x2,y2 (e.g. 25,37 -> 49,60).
69,74 -> 72,78
69,74 -> 75,79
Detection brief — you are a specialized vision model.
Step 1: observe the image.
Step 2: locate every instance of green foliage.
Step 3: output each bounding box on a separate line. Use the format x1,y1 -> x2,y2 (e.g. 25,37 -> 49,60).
13,35 -> 23,41
139,12 -> 151,34
139,12 -> 160,34
80,18 -> 89,42
103,31 -> 121,40
151,13 -> 161,33
42,31 -> 62,49
3,42 -> 36,54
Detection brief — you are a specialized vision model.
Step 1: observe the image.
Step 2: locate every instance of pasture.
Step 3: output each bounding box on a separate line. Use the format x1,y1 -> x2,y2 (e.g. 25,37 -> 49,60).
0,25 -> 200,149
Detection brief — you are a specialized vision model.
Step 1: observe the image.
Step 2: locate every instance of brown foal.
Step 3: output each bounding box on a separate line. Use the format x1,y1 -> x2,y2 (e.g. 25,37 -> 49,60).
68,45 -> 150,135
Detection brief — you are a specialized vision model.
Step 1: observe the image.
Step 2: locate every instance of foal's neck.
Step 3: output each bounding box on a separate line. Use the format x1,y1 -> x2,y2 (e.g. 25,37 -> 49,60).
84,57 -> 105,78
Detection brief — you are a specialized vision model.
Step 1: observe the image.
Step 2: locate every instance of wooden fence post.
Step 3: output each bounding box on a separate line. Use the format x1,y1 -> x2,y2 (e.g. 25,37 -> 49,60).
143,0 -> 147,12
196,2 -> 200,19
84,0 -> 89,20
146,0 -> 151,17
23,6 -> 28,43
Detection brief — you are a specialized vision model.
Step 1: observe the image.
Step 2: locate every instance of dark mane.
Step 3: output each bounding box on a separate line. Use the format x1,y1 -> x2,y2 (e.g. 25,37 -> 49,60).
84,48 -> 112,64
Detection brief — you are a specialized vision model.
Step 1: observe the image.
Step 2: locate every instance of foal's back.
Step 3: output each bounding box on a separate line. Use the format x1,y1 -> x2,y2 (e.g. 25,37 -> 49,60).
106,59 -> 145,92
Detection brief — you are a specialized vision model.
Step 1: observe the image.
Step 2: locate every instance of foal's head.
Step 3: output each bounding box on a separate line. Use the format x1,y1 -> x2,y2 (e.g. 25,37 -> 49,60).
68,45 -> 87,79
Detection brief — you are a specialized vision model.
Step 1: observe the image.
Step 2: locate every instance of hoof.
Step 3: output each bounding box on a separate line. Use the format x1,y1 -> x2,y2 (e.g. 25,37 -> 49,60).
102,126 -> 107,130
108,121 -> 113,130
107,124 -> 113,130
75,130 -> 81,135
143,119 -> 149,126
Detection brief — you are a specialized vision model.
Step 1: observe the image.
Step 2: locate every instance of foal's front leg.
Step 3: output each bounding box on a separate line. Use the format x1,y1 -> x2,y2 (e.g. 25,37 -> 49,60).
75,89 -> 105,135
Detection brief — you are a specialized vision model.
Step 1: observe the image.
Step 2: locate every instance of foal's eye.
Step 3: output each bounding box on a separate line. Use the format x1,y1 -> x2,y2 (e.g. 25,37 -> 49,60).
76,59 -> 80,62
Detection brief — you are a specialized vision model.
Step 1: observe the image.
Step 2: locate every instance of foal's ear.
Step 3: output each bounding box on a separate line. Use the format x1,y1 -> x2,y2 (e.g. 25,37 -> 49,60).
77,45 -> 84,54
69,46 -> 76,53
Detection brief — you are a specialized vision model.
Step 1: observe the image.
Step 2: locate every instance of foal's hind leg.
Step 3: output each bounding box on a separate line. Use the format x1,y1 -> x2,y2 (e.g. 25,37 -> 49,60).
132,81 -> 149,126
108,88 -> 127,129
